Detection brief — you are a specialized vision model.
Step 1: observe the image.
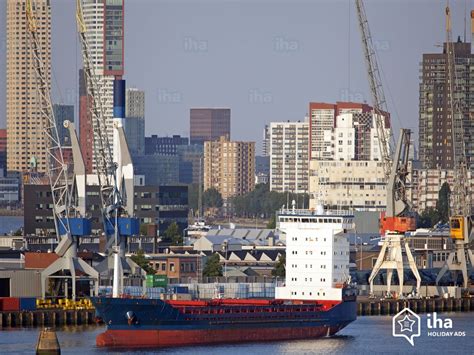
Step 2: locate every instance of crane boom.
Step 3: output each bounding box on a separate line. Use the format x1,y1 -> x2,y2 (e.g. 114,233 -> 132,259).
26,0 -> 71,241
76,0 -> 122,230
355,0 -> 392,181
446,6 -> 470,216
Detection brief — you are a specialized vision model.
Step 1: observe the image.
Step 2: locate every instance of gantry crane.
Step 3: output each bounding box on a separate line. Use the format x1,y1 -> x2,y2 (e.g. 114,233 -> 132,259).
355,0 -> 420,298
75,0 -> 141,296
436,6 -> 474,289
26,0 -> 98,300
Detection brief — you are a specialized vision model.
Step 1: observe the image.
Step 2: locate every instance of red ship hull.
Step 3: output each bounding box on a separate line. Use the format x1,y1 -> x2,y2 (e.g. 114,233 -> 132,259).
97,325 -> 345,348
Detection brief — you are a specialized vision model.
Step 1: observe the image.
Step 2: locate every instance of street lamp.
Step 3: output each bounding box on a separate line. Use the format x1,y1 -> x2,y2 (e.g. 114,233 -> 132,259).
356,236 -> 362,270
222,240 -> 228,280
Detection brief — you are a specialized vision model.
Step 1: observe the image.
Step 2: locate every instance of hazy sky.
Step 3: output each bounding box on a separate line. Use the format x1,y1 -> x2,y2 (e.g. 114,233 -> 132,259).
0,0 -> 472,154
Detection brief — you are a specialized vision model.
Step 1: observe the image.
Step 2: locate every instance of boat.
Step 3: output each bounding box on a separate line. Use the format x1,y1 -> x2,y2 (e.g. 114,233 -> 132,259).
92,206 -> 357,348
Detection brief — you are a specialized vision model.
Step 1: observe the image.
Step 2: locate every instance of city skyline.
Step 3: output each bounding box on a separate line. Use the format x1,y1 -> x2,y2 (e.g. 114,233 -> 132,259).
0,0 -> 471,155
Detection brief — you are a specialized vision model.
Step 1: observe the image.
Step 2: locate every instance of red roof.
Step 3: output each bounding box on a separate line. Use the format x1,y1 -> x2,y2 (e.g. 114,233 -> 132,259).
24,252 -> 59,269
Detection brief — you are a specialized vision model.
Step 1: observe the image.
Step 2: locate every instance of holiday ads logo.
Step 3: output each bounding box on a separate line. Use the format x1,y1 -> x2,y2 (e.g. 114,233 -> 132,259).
392,308 -> 466,346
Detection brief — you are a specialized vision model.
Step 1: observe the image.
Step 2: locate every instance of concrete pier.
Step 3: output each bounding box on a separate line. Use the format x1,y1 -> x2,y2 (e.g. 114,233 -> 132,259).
36,328 -> 60,354
357,297 -> 474,316
0,309 -> 96,328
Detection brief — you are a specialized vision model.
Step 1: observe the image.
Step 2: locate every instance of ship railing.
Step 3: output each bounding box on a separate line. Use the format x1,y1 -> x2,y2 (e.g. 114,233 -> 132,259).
278,208 -> 354,216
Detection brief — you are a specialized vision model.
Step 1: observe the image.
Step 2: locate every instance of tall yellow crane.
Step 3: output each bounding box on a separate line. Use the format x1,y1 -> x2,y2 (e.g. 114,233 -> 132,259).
436,5 -> 474,289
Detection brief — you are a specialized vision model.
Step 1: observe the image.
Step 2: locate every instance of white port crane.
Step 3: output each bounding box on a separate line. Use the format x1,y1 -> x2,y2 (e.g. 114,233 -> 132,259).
26,0 -> 98,300
355,0 -> 420,298
75,0 -> 142,297
436,6 -> 474,289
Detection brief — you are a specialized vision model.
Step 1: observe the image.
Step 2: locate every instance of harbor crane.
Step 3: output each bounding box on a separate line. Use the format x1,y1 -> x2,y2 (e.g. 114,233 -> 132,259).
355,0 -> 420,298
436,6 -> 474,289
75,0 -> 141,296
26,0 -> 98,300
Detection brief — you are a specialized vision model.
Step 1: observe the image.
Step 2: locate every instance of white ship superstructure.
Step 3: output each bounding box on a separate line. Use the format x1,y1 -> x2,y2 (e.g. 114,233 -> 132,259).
276,207 -> 354,301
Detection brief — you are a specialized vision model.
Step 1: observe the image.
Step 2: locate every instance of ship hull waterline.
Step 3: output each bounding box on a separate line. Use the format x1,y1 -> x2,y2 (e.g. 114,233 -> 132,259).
93,297 -> 356,348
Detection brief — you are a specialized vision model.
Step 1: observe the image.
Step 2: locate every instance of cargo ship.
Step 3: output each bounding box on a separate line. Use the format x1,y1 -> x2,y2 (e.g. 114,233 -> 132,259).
92,207 -> 357,348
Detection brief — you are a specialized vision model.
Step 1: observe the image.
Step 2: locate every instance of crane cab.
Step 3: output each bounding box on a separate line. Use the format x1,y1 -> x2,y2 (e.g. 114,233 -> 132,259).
449,215 -> 472,243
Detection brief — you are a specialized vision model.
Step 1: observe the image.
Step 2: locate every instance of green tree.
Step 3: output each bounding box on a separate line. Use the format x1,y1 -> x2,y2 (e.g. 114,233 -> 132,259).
202,253 -> 223,277
272,254 -> 286,277
130,249 -> 155,274
436,182 -> 450,224
230,183 -> 309,218
140,223 -> 148,236
163,221 -> 182,245
203,188 -> 223,208
187,183 -> 199,212
266,214 -> 276,229
418,208 -> 439,228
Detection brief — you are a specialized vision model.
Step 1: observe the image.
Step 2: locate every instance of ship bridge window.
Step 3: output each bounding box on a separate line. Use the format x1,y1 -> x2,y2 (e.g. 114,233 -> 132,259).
302,218 -> 309,223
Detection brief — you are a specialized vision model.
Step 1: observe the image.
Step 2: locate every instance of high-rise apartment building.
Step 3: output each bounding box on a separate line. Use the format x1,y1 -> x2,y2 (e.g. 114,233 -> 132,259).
6,0 -> 51,173
262,125 -> 270,157
190,108 -> 231,145
126,88 -> 144,118
419,40 -> 474,169
309,102 -> 374,160
79,0 -> 124,172
307,102 -> 391,211
269,120 -> 309,193
124,88 -> 145,157
410,167 -> 474,214
204,136 -> 255,200
0,129 -> 7,173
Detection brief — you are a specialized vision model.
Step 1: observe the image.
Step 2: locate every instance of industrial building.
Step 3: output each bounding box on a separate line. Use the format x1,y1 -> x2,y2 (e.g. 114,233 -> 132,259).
23,184 -> 188,237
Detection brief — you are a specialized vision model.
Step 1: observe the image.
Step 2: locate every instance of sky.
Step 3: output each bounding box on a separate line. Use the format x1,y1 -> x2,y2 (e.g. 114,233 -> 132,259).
0,0 -> 472,155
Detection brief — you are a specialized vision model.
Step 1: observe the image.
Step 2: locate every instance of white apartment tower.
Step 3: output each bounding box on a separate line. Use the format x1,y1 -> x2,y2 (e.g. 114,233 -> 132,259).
269,120 -> 309,193
308,102 -> 391,211
80,0 -> 124,172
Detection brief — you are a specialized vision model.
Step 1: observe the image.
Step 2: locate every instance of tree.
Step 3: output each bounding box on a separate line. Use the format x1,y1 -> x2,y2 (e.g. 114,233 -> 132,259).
266,214 -> 276,229
202,188 -> 223,208
230,183 -> 309,218
418,208 -> 439,228
272,254 -> 285,277
163,221 -> 182,245
187,183 -> 199,212
202,253 -> 223,277
140,223 -> 148,236
130,249 -> 155,274
436,182 -> 450,224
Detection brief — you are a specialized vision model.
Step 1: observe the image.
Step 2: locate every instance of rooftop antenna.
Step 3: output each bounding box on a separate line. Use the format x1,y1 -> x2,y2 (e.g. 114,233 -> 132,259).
464,0 -> 467,42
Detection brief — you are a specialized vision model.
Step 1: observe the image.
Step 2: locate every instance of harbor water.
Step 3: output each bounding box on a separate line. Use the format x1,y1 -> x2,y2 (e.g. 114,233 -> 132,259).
0,313 -> 472,354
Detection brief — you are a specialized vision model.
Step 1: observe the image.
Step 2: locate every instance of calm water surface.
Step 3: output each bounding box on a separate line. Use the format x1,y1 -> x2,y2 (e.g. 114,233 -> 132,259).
0,313 -> 472,354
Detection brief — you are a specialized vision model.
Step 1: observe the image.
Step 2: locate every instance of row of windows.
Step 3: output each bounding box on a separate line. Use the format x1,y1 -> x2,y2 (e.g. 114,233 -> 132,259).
290,291 -> 326,297
282,217 -> 351,224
